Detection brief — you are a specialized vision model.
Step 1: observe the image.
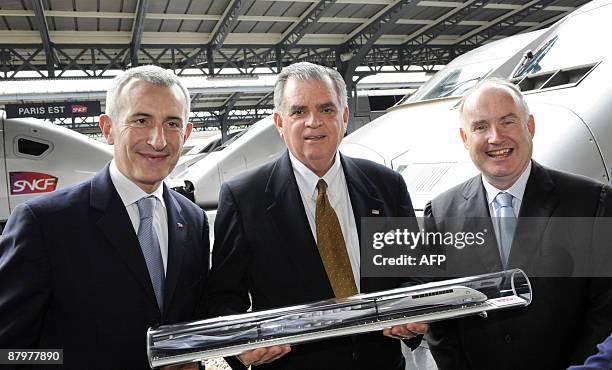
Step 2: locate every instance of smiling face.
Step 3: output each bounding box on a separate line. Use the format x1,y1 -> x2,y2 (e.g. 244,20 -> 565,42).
273,77 -> 348,177
99,78 -> 192,193
460,85 -> 535,190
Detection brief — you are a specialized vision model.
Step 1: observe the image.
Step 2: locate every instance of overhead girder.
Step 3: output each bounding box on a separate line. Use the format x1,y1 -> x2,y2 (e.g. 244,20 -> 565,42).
30,0 -> 56,77
128,0 -> 149,67
217,91 -> 243,142
210,0 -> 248,49
335,0 -> 422,132
402,0 -> 491,47
456,0 -> 558,48
0,43 -> 473,80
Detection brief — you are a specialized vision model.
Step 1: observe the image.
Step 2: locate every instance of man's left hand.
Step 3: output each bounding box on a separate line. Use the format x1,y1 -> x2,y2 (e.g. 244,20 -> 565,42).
383,322 -> 429,339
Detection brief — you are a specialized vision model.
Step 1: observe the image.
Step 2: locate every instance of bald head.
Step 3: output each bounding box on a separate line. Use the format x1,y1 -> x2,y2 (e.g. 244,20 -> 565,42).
458,78 -> 535,189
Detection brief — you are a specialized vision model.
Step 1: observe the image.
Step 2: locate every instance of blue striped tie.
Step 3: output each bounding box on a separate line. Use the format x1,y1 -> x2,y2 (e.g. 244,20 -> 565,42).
494,192 -> 516,269
136,196 -> 165,312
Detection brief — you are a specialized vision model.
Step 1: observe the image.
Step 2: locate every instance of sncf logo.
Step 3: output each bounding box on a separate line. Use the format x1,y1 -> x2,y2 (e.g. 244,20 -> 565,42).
10,172 -> 58,195
71,104 -> 88,113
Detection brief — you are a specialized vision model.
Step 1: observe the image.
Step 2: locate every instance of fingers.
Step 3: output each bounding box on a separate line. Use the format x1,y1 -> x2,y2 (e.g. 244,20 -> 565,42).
239,345 -> 292,367
383,322 -> 429,340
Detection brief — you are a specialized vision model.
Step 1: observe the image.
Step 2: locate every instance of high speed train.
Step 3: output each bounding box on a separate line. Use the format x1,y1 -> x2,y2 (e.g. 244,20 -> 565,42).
341,0 -> 612,211
0,111 -> 112,225
172,0 -> 611,211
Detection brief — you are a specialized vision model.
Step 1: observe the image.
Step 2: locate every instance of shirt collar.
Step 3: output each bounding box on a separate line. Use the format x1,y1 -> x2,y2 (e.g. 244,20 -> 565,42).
482,160 -> 532,206
109,159 -> 166,209
289,151 -> 342,200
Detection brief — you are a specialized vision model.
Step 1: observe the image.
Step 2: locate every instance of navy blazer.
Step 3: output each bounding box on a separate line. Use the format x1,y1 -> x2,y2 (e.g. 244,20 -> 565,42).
204,151 -> 421,370
0,164 -> 209,370
424,161 -> 612,370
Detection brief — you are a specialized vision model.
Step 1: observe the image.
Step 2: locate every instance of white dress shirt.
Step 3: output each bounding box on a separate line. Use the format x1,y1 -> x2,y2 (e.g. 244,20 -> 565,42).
289,152 -> 361,291
482,161 -> 532,242
109,160 -> 168,274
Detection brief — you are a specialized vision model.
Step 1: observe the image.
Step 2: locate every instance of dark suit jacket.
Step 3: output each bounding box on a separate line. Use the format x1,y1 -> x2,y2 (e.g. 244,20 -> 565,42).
424,161 -> 612,370
203,151 -> 420,370
568,333 -> 612,370
0,164 -> 209,370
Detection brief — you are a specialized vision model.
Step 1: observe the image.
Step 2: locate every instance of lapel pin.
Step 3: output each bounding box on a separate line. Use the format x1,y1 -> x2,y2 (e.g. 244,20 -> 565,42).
177,222 -> 184,229
371,209 -> 380,215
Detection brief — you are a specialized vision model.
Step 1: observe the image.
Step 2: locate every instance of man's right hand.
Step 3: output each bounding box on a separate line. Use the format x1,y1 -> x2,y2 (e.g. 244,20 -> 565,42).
238,344 -> 291,367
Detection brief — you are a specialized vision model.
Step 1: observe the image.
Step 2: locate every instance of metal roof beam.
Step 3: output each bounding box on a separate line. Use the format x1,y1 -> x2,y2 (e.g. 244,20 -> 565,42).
340,0 -> 421,73
30,0 -> 55,77
210,0 -> 247,49
402,0 -> 490,46
455,0 -> 557,47
281,0 -> 337,48
129,0 -> 148,66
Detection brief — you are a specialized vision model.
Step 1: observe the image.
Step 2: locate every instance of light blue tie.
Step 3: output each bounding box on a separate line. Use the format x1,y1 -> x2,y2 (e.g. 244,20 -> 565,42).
494,192 -> 516,269
136,196 -> 165,312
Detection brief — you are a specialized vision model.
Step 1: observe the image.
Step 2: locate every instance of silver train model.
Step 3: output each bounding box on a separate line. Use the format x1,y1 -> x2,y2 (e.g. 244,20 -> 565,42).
147,269 -> 532,367
172,0 -> 612,212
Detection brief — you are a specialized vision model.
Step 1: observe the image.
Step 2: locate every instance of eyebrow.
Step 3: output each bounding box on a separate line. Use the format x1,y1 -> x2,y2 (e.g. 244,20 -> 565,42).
289,105 -> 306,112
499,113 -> 519,121
130,112 -> 183,122
317,102 -> 337,110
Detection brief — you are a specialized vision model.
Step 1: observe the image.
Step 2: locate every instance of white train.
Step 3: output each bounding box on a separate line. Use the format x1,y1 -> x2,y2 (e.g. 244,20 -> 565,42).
341,0 -> 612,211
0,111 -> 112,225
172,0 -> 611,213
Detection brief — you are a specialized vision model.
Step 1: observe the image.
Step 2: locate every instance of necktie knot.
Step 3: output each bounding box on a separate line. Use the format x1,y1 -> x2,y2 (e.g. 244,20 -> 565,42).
316,179 -> 328,195
495,192 -> 514,209
137,196 -> 156,220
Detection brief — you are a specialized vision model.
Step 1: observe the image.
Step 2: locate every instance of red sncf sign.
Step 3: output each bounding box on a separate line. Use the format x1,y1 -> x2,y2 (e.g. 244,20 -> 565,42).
10,172 -> 58,195
71,104 -> 88,113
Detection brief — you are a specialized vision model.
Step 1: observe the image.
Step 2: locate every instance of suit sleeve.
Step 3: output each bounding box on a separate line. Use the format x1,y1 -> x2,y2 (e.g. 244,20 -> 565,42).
200,183 -> 252,318
571,185 -> 612,364
0,203 -> 51,348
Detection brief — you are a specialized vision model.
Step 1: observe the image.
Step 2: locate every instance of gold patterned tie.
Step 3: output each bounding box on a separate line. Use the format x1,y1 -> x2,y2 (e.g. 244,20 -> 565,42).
315,179 -> 358,298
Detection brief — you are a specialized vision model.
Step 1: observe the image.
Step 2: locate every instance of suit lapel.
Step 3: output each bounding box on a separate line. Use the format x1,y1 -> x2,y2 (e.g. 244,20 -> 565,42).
340,155 -> 385,239
162,186 -> 187,318
460,176 -> 503,272
510,161 -> 557,268
265,152 -> 332,296
90,165 -> 159,311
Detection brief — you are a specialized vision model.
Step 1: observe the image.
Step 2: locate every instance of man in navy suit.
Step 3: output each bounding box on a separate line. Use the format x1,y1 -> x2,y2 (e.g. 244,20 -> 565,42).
424,79 -> 612,369
203,62 -> 427,370
0,65 -> 209,369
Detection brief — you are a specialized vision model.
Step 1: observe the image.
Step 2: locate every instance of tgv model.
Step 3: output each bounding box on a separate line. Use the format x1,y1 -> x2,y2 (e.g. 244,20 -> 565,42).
0,111 -> 112,226
341,0 -> 612,211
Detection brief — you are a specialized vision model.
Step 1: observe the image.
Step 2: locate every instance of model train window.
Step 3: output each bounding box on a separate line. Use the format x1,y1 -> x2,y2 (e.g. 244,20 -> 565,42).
15,137 -> 53,158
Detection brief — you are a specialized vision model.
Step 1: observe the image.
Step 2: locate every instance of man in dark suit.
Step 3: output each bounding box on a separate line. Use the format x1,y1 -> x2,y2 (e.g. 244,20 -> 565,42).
203,62 -> 427,369
424,78 -> 612,369
0,65 -> 209,369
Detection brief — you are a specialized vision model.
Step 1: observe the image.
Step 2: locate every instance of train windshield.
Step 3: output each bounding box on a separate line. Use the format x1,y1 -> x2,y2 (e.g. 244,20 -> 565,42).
403,30 -> 544,104
513,3 -> 611,78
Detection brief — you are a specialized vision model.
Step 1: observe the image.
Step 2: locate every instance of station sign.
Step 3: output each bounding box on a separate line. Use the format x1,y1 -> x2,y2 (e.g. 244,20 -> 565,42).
4,101 -> 101,119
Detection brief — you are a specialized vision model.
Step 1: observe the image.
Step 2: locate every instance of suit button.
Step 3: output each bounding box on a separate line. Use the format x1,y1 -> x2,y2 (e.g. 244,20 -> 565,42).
352,351 -> 359,360
504,334 -> 511,343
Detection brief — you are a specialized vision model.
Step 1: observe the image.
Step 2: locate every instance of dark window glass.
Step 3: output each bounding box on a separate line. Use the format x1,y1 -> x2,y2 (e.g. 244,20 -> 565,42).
17,138 -> 49,156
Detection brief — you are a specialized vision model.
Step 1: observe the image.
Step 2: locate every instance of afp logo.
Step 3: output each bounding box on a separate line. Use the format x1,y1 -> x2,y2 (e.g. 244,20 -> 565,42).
10,172 -> 58,195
